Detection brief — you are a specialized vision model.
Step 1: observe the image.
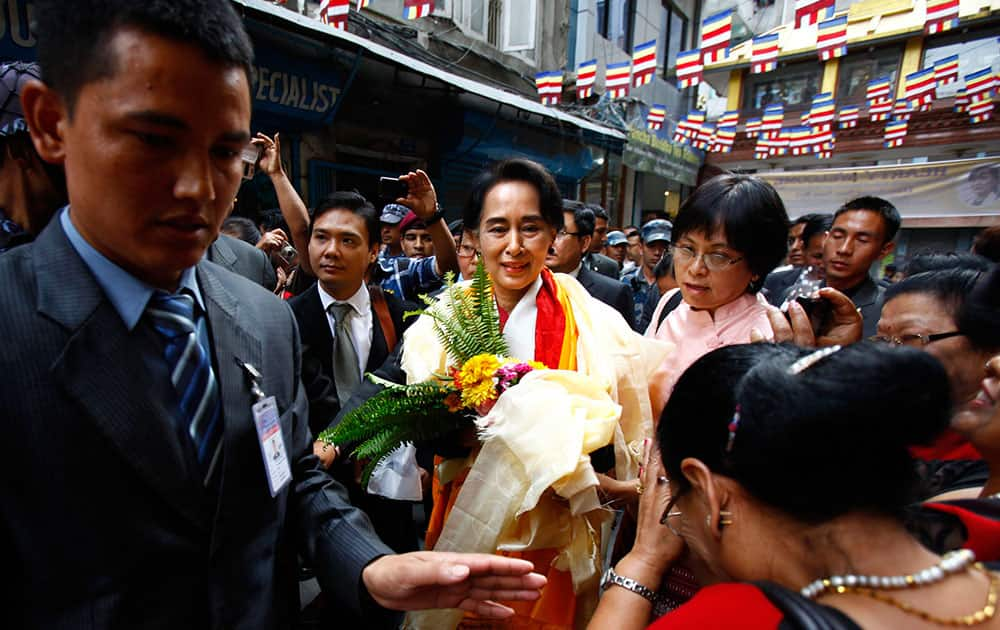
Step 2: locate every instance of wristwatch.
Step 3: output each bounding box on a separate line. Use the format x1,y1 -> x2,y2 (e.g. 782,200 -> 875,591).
600,568 -> 658,603
428,204 -> 446,224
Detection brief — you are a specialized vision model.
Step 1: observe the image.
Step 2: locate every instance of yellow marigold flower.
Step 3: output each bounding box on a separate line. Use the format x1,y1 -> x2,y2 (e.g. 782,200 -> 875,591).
457,354 -> 501,390
460,380 -> 496,408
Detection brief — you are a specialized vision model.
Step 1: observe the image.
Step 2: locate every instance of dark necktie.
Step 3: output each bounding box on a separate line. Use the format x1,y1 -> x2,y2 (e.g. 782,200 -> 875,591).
328,302 -> 361,401
147,291 -> 223,484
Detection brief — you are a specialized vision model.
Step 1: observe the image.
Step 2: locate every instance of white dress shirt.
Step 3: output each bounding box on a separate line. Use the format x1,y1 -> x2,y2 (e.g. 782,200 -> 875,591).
317,282 -> 373,378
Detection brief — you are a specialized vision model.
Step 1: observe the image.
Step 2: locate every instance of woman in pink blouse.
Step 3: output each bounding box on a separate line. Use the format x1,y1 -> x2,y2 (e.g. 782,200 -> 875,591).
646,174 -> 789,416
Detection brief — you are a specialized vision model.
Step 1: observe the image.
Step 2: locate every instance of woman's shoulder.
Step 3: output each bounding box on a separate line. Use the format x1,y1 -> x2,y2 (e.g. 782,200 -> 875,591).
648,581 -> 862,630
647,583 -> 783,630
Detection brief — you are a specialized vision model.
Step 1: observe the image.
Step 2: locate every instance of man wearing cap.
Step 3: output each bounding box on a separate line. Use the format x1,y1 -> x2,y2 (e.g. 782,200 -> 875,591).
399,211 -> 434,259
546,202 -> 634,327
621,219 -> 672,331
373,199 -> 459,303
378,202 -> 408,262
604,230 -> 628,273
0,61 -> 66,252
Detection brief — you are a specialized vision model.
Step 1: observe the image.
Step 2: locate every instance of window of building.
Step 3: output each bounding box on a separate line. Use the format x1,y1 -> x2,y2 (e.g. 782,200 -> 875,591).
660,3 -> 689,80
743,61 -> 823,112
596,0 -> 635,52
502,0 -> 536,52
923,32 -> 1000,99
836,46 -> 902,103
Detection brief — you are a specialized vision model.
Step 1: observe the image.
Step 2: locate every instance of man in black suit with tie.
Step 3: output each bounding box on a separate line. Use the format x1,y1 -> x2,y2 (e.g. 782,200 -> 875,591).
1,1 -> 543,627
546,201 -> 635,328
290,191 -> 421,556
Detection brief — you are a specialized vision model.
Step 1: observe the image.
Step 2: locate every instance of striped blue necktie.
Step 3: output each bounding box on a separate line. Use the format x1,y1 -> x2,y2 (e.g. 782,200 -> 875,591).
147,291 -> 222,484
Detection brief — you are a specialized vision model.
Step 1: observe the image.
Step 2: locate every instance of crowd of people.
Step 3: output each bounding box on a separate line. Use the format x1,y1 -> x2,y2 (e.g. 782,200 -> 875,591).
1,1 -> 999,629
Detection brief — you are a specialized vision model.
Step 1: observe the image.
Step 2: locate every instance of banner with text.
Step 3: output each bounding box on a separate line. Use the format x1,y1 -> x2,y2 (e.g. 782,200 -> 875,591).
757,158 -> 1000,222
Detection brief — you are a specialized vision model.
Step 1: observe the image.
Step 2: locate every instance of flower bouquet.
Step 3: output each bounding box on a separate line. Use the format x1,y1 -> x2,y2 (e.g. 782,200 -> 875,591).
317,262 -> 545,485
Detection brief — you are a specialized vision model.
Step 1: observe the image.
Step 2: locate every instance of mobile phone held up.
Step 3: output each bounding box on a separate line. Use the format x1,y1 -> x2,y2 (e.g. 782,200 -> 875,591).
378,177 -> 409,202
791,295 -> 833,333
240,142 -> 262,180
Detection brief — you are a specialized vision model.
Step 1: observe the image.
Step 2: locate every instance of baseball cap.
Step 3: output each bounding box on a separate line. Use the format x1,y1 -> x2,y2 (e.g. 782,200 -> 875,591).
641,219 -> 673,244
0,61 -> 40,137
606,230 -> 627,247
380,203 -> 409,224
399,211 -> 427,234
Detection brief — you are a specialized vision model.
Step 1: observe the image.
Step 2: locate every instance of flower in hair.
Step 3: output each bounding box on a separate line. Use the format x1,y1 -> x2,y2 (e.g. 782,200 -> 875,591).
725,405 -> 741,454
787,345 -> 842,375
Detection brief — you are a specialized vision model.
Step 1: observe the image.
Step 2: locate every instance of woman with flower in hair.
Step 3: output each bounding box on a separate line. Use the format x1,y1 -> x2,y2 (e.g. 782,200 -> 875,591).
588,341 -> 1000,630
383,158 -> 669,629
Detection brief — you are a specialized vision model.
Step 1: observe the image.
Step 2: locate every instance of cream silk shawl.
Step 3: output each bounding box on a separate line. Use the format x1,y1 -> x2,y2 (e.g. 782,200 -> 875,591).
403,274 -> 671,629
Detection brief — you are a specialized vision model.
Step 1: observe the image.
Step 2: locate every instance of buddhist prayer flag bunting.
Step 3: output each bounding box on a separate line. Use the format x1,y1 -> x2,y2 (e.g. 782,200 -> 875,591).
774,129 -> 791,155
403,0 -> 434,19
357,0 -> 369,7
712,127 -> 736,153
968,96 -> 994,123
965,67 -> 996,99
535,71 -> 562,105
761,104 -> 785,137
647,104 -> 666,130
884,119 -> 908,147
606,61 -> 632,98
925,0 -> 960,35
694,123 -> 715,150
813,128 -> 835,157
576,59 -> 597,99
632,39 -> 658,87
866,76 -> 893,102
676,49 -> 703,89
794,0 -> 835,28
678,110 -> 706,136
808,93 -> 835,129
745,117 -> 762,138
789,126 -> 813,155
718,111 -> 740,129
954,87 -> 969,113
893,98 -> 912,121
700,9 -> 733,64
933,55 -> 960,93
904,67 -> 936,111
751,34 -> 780,74
817,16 -> 848,61
319,0 -> 349,29
838,105 -> 859,128
869,98 -> 892,122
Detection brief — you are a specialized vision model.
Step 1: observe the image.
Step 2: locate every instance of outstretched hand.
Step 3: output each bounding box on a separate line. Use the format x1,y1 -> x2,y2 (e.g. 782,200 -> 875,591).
362,552 -> 546,618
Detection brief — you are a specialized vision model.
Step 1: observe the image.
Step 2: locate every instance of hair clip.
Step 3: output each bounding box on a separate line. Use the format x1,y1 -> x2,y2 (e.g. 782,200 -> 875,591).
725,405 -> 741,454
787,345 -> 842,376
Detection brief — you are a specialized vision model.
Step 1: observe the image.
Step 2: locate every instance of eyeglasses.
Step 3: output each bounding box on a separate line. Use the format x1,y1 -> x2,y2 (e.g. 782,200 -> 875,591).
869,331 -> 963,347
457,244 -> 477,257
670,245 -> 744,272
556,229 -> 582,239
659,487 -> 686,537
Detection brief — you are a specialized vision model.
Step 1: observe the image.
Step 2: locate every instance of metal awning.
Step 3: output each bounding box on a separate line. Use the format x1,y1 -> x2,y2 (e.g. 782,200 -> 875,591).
233,0 -> 626,142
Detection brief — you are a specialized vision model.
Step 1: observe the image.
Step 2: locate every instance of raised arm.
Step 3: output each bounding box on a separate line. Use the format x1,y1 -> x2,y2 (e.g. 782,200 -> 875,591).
254,132 -> 314,277
398,170 -> 458,278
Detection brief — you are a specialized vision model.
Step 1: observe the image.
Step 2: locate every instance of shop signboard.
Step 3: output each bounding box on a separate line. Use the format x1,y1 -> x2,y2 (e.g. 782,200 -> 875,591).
0,0 -> 38,61
250,46 -> 344,125
623,128 -> 701,187
757,157 -> 1000,221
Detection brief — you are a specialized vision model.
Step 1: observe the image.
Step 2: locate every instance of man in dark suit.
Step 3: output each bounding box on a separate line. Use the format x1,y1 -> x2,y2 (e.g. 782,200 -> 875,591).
546,201 -> 635,328
208,231 -> 277,290
581,202 -> 621,279
821,196 -> 900,337
3,1 -> 543,627
290,191 -> 421,556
